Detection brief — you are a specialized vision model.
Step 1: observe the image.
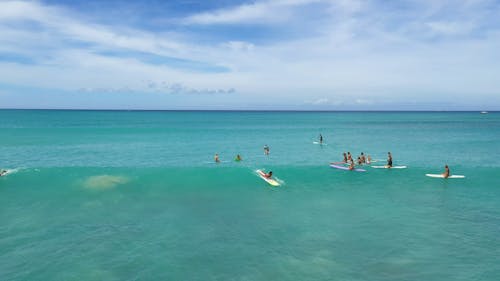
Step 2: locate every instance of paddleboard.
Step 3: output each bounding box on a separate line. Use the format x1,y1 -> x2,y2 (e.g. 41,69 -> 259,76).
371,166 -> 407,169
330,164 -> 366,172
256,170 -> 280,186
313,141 -> 327,145
426,174 -> 465,179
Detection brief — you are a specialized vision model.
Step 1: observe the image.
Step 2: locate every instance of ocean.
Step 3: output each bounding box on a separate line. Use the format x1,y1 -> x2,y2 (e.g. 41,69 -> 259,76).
1,110 -> 499,280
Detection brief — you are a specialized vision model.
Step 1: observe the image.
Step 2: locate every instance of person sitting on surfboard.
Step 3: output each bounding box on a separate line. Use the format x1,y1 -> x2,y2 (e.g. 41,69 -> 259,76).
347,152 -> 352,162
235,154 -> 242,161
214,154 -> 220,163
360,152 -> 366,164
367,155 -> 372,164
357,157 -> 363,165
264,171 -> 273,178
348,162 -> 355,170
443,165 -> 450,178
387,152 -> 393,168
342,152 -> 348,163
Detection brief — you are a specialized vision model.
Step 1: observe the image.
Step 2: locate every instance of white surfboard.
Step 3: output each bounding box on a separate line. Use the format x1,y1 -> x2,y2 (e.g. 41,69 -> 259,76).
371,165 -> 407,169
330,164 -> 366,172
426,174 -> 465,179
256,170 -> 280,186
313,141 -> 327,145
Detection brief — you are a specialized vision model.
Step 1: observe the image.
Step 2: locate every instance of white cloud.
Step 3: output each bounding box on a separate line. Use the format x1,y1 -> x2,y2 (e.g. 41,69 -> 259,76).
426,21 -> 475,36
0,0 -> 500,109
181,0 -> 322,25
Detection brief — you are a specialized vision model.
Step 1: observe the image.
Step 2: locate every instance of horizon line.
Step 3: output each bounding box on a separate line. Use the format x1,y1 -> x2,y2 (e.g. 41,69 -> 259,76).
0,108 -> 496,113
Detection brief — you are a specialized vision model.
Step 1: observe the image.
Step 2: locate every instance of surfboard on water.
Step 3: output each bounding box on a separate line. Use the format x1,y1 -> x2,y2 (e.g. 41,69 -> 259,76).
330,164 -> 366,172
426,174 -> 465,179
204,160 -> 230,164
313,141 -> 327,145
371,165 -> 407,169
256,170 -> 280,186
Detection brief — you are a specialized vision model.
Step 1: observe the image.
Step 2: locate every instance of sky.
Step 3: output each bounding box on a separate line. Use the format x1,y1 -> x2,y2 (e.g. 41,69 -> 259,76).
0,0 -> 499,110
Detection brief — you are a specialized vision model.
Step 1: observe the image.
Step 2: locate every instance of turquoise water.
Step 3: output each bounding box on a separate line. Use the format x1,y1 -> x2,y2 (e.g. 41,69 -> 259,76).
1,110 -> 499,280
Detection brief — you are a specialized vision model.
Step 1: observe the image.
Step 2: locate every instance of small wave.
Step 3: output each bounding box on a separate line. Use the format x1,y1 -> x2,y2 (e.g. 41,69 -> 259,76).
83,175 -> 129,190
0,168 -> 20,176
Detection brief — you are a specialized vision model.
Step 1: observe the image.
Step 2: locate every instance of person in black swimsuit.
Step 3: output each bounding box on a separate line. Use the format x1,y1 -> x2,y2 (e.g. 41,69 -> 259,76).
387,152 -> 393,168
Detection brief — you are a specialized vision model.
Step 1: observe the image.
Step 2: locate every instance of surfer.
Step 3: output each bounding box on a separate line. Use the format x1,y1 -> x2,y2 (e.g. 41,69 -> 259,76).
348,161 -> 355,170
264,145 -> 270,155
319,134 -> 323,144
360,152 -> 366,164
347,152 -> 352,162
443,165 -> 450,178
367,155 -> 372,164
357,157 -> 363,165
264,171 -> 273,178
342,152 -> 348,163
214,154 -> 220,163
387,152 -> 393,168
0,170 -> 7,176
235,154 -> 242,161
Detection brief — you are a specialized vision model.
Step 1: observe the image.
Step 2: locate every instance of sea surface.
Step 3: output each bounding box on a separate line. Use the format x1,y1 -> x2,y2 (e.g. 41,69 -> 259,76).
1,110 -> 499,280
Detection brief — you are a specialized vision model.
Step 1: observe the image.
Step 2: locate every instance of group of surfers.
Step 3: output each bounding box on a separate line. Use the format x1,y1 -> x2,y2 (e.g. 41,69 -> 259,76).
212,135 -> 451,180
336,151 -> 391,170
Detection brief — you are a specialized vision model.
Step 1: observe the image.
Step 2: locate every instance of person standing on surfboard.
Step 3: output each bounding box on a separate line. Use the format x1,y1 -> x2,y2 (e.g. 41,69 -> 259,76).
387,152 -> 393,168
443,165 -> 450,178
319,134 -> 323,144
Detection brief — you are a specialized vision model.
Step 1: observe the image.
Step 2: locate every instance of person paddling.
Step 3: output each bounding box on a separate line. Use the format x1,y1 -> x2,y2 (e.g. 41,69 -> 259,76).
264,171 -> 273,178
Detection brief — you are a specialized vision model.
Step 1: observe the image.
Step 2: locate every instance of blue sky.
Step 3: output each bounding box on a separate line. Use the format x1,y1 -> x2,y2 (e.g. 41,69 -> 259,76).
1,0 -> 499,110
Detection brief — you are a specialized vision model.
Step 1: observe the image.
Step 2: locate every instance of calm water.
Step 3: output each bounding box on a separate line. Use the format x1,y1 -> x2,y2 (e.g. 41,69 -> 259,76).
1,110 -> 499,280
